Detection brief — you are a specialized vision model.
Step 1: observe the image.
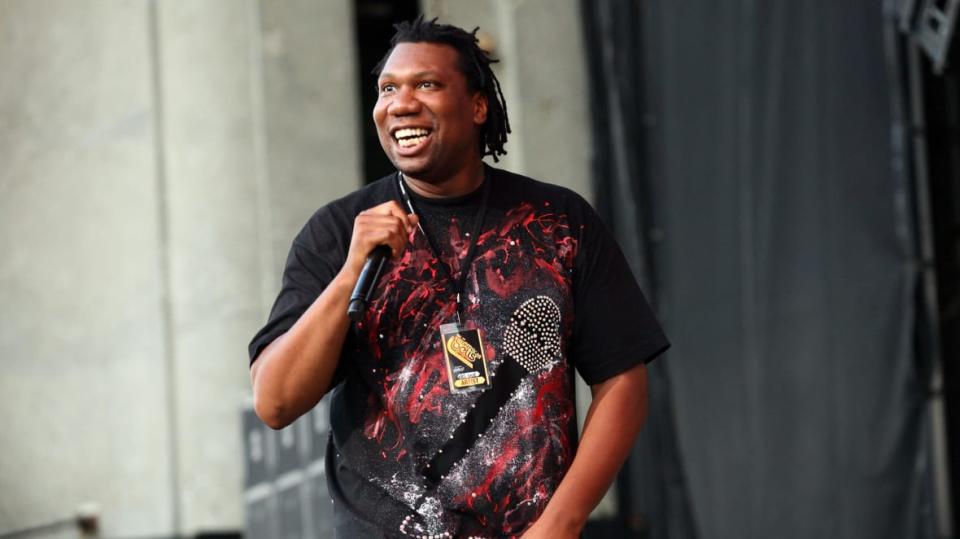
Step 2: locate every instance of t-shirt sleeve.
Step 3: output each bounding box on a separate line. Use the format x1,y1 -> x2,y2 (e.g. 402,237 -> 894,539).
247,203 -> 356,382
247,239 -> 340,364
567,198 -> 670,385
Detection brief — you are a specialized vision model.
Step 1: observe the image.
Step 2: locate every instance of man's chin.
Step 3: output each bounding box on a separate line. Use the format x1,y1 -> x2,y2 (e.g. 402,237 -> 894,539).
392,159 -> 440,183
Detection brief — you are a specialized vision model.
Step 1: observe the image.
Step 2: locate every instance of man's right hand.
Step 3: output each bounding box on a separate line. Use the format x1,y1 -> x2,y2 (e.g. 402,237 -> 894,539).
342,200 -> 420,280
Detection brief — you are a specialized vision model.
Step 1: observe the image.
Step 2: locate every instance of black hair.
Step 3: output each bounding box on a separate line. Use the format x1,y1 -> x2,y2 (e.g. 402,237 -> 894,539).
373,16 -> 511,162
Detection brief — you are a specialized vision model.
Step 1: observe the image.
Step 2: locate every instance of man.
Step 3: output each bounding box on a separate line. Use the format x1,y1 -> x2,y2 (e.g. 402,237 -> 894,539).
249,17 -> 669,538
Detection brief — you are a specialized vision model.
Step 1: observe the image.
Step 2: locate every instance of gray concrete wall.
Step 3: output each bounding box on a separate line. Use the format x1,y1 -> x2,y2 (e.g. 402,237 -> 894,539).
0,0 -> 360,537
155,1 -> 263,532
259,0 -> 362,293
0,1 -> 175,536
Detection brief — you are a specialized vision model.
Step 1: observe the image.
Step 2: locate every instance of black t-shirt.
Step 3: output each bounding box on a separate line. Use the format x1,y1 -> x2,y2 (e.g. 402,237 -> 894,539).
249,166 -> 669,537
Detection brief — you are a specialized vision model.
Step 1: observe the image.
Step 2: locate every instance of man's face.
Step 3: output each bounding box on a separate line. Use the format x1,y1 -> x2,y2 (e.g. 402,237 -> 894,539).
373,42 -> 488,182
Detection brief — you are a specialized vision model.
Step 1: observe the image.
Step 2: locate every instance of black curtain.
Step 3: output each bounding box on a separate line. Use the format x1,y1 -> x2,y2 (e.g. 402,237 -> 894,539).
581,1 -> 699,538
581,1 -> 934,538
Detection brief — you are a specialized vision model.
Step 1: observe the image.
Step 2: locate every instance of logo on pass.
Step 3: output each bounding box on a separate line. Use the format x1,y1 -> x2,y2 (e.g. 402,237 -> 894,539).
439,323 -> 492,392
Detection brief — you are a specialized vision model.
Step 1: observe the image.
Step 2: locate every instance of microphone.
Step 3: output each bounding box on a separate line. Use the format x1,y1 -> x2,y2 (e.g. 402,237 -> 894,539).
423,295 -> 562,485
347,245 -> 391,322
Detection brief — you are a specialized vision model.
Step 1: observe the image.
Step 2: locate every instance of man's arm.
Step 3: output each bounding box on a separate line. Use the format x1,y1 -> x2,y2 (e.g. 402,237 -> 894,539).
250,200 -> 418,429
522,362 -> 649,538
250,270 -> 356,430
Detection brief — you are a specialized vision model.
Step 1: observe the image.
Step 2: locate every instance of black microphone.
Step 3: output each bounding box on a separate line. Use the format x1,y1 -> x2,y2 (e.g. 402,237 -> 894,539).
347,245 -> 391,322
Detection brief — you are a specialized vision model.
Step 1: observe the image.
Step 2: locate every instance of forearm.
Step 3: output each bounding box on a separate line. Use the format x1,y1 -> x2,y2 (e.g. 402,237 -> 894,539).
251,201 -> 418,430
251,268 -> 358,429
530,364 -> 649,536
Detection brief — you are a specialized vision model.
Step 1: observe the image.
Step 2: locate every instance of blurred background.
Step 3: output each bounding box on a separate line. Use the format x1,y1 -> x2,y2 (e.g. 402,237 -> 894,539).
2,0 -> 959,538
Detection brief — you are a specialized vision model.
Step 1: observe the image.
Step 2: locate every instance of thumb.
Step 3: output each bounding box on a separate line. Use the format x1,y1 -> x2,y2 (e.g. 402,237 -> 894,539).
406,213 -> 420,235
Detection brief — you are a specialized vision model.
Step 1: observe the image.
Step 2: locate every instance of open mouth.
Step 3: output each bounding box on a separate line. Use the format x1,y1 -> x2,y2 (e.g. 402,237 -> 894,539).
393,127 -> 433,148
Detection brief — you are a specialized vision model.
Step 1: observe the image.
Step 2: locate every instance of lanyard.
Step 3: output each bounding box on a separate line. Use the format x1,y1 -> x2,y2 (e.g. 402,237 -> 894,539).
397,169 -> 491,324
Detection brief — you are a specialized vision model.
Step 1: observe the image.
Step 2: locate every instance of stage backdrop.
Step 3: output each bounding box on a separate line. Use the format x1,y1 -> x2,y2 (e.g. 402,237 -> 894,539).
581,1 -> 934,538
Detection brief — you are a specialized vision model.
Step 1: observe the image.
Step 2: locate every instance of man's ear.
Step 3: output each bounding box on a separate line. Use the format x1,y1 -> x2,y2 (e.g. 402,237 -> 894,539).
473,93 -> 488,125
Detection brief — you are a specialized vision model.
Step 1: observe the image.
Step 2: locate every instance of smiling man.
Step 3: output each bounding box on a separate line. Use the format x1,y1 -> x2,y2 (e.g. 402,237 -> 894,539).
248,17 -> 669,538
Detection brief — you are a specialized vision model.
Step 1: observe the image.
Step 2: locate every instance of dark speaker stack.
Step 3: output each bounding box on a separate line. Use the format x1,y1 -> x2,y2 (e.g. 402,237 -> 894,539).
242,398 -> 333,539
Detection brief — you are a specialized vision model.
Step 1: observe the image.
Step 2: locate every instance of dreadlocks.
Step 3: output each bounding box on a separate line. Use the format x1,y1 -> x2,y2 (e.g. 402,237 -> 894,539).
373,16 -> 511,162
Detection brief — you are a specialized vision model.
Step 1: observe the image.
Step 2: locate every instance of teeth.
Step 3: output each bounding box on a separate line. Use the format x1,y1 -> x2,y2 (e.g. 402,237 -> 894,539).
398,135 -> 428,148
394,128 -> 430,140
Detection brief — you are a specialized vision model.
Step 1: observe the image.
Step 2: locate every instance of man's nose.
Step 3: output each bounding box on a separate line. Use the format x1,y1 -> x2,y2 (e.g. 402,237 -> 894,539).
389,87 -> 422,116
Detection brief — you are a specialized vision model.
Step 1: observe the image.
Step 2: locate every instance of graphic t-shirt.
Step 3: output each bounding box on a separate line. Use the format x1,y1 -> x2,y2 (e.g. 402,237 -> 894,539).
249,166 -> 669,538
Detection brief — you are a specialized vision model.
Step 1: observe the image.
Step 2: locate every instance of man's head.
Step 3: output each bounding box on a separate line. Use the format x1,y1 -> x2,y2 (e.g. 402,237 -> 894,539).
372,17 -> 510,182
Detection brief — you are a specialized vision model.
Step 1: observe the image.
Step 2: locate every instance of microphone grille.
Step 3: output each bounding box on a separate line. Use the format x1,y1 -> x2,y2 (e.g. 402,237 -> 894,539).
503,296 -> 562,373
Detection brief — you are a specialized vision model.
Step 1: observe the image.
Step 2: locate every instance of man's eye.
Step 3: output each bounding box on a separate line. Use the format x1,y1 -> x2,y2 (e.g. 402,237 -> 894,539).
380,83 -> 396,93
418,81 -> 438,89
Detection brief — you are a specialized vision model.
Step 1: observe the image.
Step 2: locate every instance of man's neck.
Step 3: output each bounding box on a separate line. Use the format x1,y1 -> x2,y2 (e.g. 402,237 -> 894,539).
403,162 -> 486,199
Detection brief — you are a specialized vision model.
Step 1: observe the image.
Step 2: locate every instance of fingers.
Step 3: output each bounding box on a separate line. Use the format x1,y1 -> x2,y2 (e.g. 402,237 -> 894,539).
359,200 -> 418,235
353,213 -> 410,257
345,200 -> 419,276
